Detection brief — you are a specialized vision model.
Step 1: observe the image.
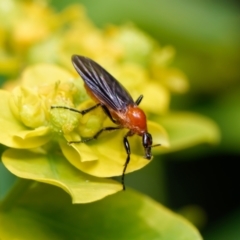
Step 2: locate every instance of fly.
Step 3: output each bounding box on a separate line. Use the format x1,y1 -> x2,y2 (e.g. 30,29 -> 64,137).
52,55 -> 160,190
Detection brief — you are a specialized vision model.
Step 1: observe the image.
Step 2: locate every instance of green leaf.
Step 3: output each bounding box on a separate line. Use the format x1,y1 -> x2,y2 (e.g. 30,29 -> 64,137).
0,183 -> 202,240
2,149 -> 122,203
154,112 -> 220,153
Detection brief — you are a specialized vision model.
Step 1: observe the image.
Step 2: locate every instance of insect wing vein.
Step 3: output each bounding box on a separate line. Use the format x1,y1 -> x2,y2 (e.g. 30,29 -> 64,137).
72,55 -> 135,111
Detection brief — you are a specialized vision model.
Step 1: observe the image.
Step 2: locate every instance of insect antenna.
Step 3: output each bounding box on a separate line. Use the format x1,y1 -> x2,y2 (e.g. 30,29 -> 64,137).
151,143 -> 161,148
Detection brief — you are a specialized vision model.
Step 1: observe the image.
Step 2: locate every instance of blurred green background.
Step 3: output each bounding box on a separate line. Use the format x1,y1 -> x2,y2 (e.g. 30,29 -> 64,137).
49,0 -> 240,239
1,0 -> 240,239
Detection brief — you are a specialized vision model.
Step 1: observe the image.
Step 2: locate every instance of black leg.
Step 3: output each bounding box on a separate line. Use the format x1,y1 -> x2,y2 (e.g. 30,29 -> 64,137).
121,131 -> 133,190
51,103 -> 119,125
51,103 -> 101,115
69,126 -> 122,144
135,95 -> 143,105
101,105 -> 118,124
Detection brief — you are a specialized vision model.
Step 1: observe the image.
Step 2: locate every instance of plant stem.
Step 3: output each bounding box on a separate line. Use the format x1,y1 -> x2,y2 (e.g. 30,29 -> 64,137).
0,178 -> 33,212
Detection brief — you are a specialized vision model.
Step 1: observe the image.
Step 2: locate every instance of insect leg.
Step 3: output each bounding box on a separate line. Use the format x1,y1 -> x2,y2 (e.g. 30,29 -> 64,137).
51,103 -> 101,115
69,126 -> 122,144
135,95 -> 143,105
101,105 -> 118,124
122,131 -> 133,190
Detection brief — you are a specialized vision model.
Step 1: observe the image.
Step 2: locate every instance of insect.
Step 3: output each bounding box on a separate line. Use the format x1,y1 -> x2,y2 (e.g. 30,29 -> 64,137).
52,55 -> 160,190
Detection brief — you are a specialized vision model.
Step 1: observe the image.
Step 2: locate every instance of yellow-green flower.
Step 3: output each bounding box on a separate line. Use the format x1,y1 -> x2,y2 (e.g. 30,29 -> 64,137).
0,0 -> 220,204
0,62 -> 169,203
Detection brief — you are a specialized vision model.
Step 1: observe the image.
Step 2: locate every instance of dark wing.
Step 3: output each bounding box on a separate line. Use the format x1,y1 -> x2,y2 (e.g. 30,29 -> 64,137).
72,55 -> 135,111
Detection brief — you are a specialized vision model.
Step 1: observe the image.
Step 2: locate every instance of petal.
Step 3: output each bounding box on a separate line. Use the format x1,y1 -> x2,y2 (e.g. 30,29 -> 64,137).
110,25 -> 155,66
60,136 -> 98,162
61,121 -> 169,177
2,149 -> 122,203
12,127 -> 52,149
139,83 -> 170,114
0,90 -> 51,148
113,62 -> 148,89
149,121 -> 170,150
163,68 -> 189,93
154,112 -> 220,153
21,63 -> 74,87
